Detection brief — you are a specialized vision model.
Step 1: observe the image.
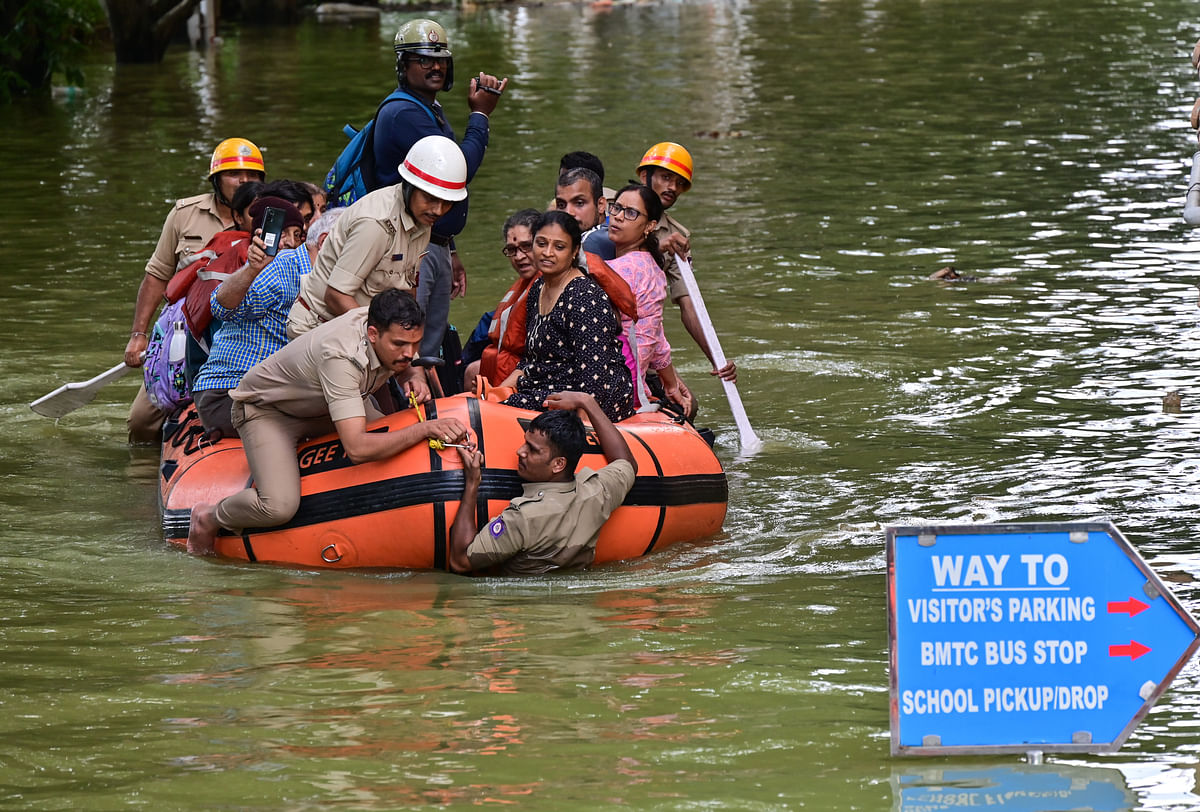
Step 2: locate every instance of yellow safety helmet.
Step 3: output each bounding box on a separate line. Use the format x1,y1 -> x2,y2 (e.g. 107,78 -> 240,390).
208,137 -> 266,178
636,142 -> 694,187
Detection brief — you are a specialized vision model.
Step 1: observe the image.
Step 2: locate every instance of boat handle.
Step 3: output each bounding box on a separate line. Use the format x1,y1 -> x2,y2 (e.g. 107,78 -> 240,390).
321,544 -> 343,563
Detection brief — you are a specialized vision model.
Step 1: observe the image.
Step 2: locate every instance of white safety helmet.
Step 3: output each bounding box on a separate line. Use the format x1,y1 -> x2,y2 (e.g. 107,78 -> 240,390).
398,135 -> 468,202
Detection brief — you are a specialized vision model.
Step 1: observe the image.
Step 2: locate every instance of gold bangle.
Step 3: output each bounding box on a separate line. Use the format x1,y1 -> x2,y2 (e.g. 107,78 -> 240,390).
130,331 -> 148,338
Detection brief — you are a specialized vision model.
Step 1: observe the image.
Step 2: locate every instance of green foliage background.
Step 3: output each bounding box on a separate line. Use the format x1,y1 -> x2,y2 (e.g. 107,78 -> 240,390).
0,0 -> 106,102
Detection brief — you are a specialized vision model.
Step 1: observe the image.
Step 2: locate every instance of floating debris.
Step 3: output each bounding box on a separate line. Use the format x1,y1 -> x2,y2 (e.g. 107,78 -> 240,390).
316,3 -> 381,20
928,265 -> 977,283
51,86 -> 85,101
694,130 -> 748,139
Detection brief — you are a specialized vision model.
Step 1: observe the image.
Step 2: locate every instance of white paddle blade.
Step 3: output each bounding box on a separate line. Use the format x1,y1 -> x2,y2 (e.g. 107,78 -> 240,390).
673,254 -> 763,454
30,362 -> 134,419
721,377 -> 764,454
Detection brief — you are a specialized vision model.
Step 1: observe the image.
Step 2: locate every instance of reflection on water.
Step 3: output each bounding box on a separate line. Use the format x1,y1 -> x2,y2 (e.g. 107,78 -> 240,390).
892,763 -> 1137,810
4,0 -> 1200,806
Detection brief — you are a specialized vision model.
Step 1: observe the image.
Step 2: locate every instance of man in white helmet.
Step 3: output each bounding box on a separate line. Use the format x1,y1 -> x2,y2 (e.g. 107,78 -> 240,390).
288,135 -> 469,338
373,18 -> 508,361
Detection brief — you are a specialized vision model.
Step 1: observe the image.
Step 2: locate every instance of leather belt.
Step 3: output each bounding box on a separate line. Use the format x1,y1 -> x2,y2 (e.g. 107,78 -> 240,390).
296,296 -> 327,323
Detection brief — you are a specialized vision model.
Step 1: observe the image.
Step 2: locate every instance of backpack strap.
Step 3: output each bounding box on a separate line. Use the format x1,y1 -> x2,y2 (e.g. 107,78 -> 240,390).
362,89 -> 440,188
378,88 -> 439,126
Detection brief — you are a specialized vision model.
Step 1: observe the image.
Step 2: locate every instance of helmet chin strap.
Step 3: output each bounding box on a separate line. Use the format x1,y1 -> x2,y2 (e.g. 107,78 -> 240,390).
401,181 -> 414,217
211,175 -> 233,209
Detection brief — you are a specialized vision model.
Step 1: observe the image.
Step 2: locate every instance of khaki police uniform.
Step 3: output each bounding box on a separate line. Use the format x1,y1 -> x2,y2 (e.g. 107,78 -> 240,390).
465,460 -> 636,575
214,307 -> 392,532
288,185 -> 429,338
656,211 -> 692,303
145,193 -> 230,281
130,192 -> 231,445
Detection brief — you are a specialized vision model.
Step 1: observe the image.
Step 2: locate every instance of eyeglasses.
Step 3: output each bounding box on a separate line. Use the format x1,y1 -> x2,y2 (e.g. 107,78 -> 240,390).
501,241 -> 534,258
608,202 -> 645,222
414,55 -> 449,68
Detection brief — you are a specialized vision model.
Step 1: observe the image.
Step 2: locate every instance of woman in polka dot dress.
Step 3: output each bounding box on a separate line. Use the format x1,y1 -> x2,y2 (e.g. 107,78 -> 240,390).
500,211 -> 634,422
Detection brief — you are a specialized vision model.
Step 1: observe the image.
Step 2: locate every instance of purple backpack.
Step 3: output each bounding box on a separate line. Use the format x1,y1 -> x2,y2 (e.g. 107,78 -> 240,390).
143,298 -> 192,413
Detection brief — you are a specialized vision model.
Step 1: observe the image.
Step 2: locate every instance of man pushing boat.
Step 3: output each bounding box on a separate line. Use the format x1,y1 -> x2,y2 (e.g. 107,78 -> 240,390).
187,288 -> 467,556
447,390 -> 637,576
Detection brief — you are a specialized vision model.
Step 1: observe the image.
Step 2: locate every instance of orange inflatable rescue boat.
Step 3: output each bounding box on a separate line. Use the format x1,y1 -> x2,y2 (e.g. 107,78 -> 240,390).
159,394 -> 727,569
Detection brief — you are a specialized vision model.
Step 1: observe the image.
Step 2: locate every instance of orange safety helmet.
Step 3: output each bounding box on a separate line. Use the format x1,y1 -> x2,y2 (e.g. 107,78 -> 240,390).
636,142 -> 693,187
208,137 -> 266,178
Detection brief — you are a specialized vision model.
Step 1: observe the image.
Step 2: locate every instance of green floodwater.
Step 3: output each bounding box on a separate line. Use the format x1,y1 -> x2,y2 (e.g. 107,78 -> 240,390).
4,0 -> 1200,807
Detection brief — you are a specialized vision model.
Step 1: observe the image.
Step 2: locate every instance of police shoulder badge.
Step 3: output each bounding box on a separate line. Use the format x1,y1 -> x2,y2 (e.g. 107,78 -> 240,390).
488,517 -> 505,539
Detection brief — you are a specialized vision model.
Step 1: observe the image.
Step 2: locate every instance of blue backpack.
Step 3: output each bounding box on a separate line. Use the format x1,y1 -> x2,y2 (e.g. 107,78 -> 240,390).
324,89 -> 438,208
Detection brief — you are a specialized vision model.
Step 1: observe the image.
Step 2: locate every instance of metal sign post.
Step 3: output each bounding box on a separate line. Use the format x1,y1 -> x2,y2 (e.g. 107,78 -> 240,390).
887,521 -> 1200,756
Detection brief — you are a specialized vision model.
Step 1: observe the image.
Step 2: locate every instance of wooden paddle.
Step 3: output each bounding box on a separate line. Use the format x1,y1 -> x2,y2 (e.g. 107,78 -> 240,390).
674,254 -> 763,454
30,361 -> 137,419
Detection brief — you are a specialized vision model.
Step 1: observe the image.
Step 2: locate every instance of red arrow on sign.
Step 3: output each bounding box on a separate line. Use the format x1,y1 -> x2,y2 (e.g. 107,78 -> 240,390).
1109,641 -> 1151,660
1107,598 -> 1149,617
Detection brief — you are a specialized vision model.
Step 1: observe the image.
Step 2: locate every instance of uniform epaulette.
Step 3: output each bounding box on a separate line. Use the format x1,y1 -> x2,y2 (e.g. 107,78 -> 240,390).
175,192 -> 214,211
509,493 -> 543,509
378,219 -> 396,237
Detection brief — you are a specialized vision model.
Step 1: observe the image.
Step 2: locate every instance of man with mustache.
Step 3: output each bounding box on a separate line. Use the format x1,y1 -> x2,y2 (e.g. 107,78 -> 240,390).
635,142 -> 737,385
373,18 -> 508,363
448,390 -> 637,576
288,135 -> 467,338
187,288 -> 467,556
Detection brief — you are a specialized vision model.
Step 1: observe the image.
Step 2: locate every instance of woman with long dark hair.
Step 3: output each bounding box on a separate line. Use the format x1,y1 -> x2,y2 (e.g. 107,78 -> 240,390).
499,211 -> 634,422
606,183 -> 692,416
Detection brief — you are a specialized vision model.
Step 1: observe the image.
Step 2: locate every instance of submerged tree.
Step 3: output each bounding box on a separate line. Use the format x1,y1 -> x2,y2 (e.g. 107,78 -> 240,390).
102,0 -> 202,63
0,0 -> 104,102
2,0 -> 316,100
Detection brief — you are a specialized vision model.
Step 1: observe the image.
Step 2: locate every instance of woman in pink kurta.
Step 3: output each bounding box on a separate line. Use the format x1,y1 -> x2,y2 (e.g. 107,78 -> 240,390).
606,184 -> 693,415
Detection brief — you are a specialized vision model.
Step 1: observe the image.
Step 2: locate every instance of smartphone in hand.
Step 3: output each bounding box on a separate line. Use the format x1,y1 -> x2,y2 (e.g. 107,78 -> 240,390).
261,206 -> 285,257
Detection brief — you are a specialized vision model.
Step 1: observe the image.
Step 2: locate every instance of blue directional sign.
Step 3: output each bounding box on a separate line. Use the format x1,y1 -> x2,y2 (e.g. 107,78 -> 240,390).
887,521 -> 1200,755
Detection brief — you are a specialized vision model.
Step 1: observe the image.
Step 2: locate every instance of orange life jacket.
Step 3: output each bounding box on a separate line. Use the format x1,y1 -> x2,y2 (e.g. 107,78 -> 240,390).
584,251 -> 638,321
165,229 -> 251,338
165,230 -> 248,303
477,253 -> 638,386
479,274 -> 538,385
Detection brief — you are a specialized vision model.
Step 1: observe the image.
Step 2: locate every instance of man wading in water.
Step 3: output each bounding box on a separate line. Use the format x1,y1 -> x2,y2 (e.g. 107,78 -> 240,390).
447,390 -> 637,576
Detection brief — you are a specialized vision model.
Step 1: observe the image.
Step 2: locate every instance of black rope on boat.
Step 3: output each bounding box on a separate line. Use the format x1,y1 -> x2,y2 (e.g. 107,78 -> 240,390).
241,531 -> 257,562
166,410 -> 207,456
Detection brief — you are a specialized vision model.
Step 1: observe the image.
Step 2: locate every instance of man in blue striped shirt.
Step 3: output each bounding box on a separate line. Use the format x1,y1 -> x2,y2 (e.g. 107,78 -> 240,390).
193,209 -> 345,440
